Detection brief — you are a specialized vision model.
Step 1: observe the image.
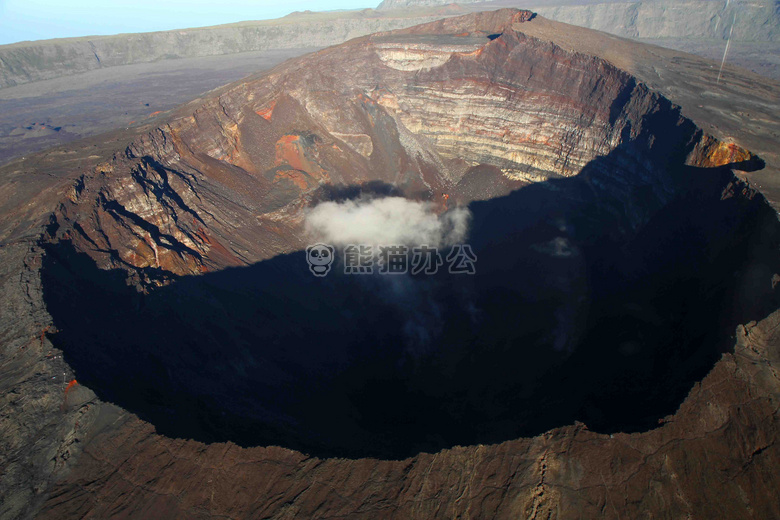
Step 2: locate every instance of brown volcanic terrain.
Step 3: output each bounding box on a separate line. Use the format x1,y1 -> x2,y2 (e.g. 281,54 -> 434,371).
0,8 -> 779,520
0,48 -> 319,166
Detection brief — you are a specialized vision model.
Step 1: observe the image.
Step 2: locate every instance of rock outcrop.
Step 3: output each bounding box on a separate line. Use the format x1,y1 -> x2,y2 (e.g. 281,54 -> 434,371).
0,8 -> 778,520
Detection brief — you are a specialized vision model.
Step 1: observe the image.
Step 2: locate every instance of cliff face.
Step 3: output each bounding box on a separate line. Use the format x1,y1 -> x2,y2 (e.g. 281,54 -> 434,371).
42,9 -> 744,278
0,8 -> 779,520
532,0 -> 780,41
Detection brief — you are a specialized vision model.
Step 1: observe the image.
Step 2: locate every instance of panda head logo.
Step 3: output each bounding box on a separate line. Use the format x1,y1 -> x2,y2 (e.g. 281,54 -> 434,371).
306,243 -> 334,277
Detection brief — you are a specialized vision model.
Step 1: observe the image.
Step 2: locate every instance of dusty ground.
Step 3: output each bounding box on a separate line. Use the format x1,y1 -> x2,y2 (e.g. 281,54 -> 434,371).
637,39 -> 780,81
0,48 -> 316,166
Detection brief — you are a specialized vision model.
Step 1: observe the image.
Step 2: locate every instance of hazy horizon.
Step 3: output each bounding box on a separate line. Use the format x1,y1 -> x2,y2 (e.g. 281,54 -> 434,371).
0,0 -> 379,46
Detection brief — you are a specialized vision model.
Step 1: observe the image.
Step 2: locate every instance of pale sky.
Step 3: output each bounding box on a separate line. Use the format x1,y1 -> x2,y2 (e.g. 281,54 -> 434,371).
0,0 -> 378,45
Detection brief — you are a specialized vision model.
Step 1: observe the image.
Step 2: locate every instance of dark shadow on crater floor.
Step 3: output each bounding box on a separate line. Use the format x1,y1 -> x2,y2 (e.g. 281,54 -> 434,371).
41,141 -> 780,459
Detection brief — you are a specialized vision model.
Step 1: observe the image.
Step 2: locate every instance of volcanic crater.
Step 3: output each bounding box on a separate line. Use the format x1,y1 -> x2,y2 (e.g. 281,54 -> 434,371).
35,9 -> 779,461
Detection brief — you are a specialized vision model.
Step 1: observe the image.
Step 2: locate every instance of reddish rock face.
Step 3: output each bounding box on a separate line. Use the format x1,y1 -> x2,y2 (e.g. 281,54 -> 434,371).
42,9 -> 758,279
0,8 -> 778,520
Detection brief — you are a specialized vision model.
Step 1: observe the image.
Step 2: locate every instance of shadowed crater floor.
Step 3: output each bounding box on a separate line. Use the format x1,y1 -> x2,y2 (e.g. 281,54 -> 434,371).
40,143 -> 780,459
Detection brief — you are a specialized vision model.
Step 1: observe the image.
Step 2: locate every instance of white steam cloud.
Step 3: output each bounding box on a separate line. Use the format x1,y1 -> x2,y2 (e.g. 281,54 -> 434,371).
305,196 -> 470,247
304,196 -> 473,354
